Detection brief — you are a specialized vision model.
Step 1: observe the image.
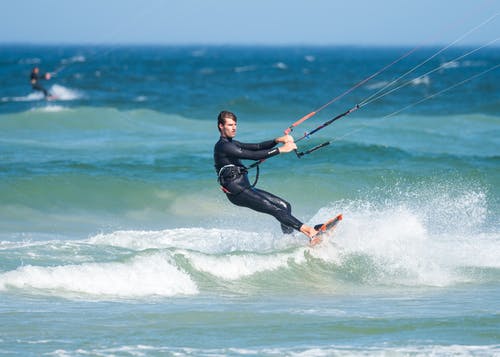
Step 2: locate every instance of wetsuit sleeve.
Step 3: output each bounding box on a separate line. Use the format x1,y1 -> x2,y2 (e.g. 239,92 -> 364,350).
31,73 -> 47,81
237,139 -> 277,151
223,140 -> 280,161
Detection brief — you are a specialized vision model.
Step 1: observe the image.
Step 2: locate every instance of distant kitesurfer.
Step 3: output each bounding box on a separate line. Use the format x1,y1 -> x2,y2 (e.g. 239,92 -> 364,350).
30,67 -> 51,98
214,110 -> 322,243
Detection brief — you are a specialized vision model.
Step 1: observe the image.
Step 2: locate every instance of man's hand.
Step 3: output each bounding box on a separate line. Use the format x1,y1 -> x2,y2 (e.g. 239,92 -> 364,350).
275,134 -> 294,144
278,141 -> 297,153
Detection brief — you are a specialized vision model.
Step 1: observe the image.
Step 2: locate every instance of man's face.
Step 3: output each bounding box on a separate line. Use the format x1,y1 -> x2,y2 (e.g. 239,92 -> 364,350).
219,118 -> 237,138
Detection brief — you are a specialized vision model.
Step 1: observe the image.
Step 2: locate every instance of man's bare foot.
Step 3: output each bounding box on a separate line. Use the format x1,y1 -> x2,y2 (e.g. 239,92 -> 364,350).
309,235 -> 322,246
300,224 -> 319,244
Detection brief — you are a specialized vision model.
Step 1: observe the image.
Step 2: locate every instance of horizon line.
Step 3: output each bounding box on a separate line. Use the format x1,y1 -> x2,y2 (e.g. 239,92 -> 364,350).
1,41 -> 499,48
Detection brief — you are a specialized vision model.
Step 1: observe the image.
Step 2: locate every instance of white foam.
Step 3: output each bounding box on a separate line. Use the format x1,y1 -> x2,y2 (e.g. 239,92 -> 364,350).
35,105 -> 68,112
61,55 -> 86,64
1,84 -> 81,103
366,80 -> 390,90
410,75 -> 431,85
133,95 -> 148,102
1,92 -> 44,102
0,239 -> 58,250
184,248 -> 307,280
88,227 -> 314,281
273,62 -> 288,70
234,65 -> 257,73
0,252 -> 198,298
48,84 -> 82,101
272,344 -> 500,356
89,227 -> 282,254
47,344 -> 500,357
441,60 -> 460,69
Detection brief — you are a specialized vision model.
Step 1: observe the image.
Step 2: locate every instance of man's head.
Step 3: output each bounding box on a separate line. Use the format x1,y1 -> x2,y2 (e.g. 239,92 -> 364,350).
32,67 -> 39,73
217,110 -> 237,138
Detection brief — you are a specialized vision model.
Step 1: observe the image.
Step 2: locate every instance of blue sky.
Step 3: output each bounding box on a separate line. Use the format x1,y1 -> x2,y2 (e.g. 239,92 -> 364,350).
1,0 -> 498,46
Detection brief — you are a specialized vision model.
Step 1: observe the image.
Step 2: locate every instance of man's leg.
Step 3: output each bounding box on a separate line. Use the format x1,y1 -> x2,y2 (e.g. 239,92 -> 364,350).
228,187 -> 302,232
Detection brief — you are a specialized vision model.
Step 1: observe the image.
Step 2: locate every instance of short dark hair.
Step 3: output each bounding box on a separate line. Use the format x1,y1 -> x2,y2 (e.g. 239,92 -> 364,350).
217,110 -> 237,132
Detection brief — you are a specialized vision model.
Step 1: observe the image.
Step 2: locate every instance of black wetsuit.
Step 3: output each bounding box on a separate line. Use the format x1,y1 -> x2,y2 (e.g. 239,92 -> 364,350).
30,71 -> 49,97
214,136 -> 303,233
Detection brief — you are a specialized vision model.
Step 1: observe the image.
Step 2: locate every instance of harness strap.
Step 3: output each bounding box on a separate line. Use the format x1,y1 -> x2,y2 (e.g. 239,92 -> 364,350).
251,164 -> 260,188
217,163 -> 260,194
217,164 -> 232,178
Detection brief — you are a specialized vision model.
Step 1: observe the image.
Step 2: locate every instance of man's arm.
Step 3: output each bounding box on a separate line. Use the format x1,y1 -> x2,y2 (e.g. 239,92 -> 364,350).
223,140 -> 280,161
224,138 -> 296,161
237,139 -> 277,151
237,134 -> 294,151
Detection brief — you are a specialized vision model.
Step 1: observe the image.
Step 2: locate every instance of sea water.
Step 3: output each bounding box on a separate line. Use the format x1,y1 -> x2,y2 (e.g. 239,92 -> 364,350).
0,45 -> 499,356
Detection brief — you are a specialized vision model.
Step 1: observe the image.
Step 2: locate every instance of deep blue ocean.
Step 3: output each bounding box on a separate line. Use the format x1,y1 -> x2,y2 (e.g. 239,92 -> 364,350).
0,45 -> 499,356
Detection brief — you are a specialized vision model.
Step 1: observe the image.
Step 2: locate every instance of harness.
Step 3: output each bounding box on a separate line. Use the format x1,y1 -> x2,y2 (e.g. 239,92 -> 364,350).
217,164 -> 260,194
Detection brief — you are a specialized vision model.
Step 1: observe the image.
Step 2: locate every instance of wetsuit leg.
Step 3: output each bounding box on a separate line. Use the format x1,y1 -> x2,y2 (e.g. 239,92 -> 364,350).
227,187 -> 302,232
255,189 -> 295,234
32,83 -> 48,97
280,223 -> 295,234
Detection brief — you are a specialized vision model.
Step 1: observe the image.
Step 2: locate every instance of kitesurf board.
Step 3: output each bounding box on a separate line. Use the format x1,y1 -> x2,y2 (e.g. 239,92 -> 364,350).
310,213 -> 343,246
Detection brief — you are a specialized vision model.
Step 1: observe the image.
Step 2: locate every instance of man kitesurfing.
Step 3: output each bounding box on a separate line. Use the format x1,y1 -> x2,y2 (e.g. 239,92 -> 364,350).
212,16 -> 498,245
214,110 -> 341,245
30,67 -> 53,99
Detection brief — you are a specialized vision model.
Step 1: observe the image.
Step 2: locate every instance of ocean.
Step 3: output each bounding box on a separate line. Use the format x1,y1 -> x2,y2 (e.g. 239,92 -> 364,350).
0,45 -> 499,356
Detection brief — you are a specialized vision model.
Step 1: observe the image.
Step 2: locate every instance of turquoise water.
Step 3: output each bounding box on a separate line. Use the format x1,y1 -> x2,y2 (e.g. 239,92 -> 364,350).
0,45 -> 499,356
